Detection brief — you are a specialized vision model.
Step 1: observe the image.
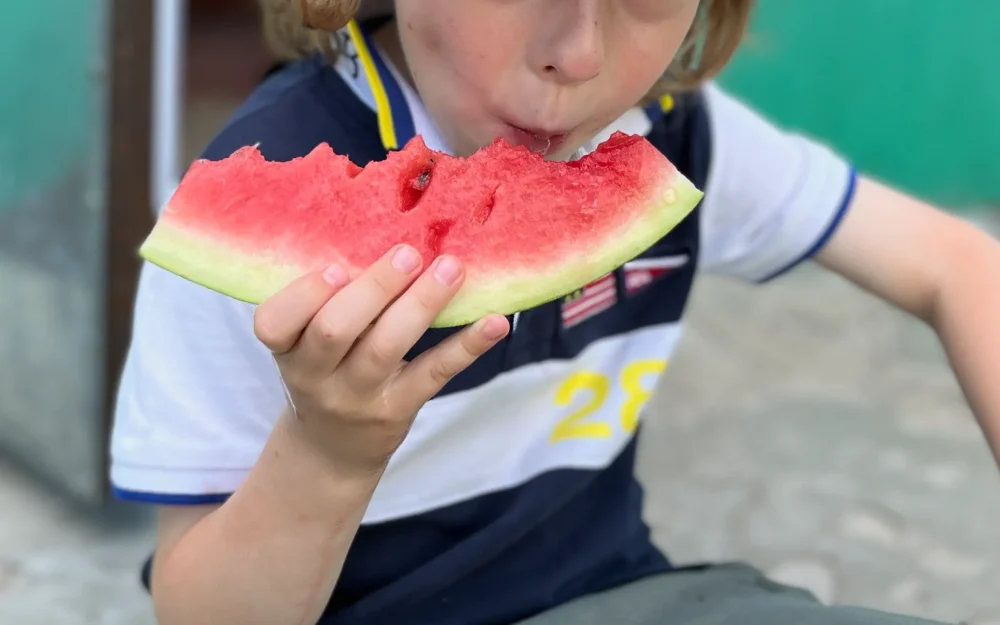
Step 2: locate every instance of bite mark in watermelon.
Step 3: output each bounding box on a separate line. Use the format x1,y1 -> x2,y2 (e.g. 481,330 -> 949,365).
139,131 -> 703,327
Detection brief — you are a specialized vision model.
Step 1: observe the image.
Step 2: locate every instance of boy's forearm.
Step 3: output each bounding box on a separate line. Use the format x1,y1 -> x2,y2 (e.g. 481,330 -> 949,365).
814,179 -> 1000,465
931,225 -> 1000,463
152,410 -> 382,625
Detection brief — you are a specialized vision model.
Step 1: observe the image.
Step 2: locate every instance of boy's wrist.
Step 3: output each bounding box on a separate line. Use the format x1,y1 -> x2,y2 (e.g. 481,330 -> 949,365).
262,409 -> 387,505
225,410 -> 384,533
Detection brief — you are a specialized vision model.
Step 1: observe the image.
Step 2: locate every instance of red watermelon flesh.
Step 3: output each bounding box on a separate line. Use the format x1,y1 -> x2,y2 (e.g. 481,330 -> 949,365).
139,131 -> 703,327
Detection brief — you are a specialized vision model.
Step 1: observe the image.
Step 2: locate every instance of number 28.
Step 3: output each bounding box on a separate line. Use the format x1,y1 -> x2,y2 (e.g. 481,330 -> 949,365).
549,359 -> 667,443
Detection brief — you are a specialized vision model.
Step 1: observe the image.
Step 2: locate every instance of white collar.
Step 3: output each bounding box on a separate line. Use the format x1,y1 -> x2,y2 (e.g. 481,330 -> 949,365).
331,25 -> 453,154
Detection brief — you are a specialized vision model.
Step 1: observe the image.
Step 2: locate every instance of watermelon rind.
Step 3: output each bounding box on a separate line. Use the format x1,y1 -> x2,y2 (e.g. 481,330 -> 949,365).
430,173 -> 702,327
138,173 -> 703,328
139,224 -> 305,307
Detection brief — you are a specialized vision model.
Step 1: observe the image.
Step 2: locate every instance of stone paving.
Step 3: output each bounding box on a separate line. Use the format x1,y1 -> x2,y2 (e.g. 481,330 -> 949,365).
641,261 -> 1000,623
2,254 -> 999,624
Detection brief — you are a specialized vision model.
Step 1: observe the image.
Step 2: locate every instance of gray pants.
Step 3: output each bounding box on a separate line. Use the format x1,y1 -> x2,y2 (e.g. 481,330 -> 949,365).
515,563 -> 949,625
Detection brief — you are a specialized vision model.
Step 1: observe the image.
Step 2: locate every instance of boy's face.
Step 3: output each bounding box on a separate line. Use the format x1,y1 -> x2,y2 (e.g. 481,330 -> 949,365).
393,0 -> 700,160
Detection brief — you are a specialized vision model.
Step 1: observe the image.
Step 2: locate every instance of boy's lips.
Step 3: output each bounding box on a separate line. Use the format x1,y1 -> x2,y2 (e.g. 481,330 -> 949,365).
502,124 -> 569,156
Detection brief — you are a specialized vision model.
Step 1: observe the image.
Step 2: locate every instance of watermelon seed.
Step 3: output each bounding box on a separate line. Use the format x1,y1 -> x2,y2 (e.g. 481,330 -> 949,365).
400,169 -> 433,213
400,162 -> 436,213
413,170 -> 431,190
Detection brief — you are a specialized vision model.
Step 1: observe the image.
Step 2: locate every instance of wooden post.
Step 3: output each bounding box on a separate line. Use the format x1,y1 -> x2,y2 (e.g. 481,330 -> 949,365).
101,0 -> 155,501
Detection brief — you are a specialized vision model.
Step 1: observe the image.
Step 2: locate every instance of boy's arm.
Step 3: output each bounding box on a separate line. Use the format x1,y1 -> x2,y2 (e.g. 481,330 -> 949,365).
112,262 -> 375,625
814,175 -> 1000,459
151,410 -> 379,625
681,85 -> 1000,457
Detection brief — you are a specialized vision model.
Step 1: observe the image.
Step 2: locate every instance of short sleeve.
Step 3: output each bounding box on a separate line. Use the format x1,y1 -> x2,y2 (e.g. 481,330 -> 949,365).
698,82 -> 858,282
109,261 -> 287,504
109,58 -> 384,504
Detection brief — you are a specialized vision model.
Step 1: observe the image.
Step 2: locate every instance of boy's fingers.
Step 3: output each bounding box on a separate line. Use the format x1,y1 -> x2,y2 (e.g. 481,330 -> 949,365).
302,244 -> 424,370
389,314 -> 510,409
254,266 -> 348,355
340,255 -> 466,388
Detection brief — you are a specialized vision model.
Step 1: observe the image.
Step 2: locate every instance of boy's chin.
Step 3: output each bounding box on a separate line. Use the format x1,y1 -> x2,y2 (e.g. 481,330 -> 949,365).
548,142 -> 588,162
482,134 -> 585,162
451,130 -> 584,161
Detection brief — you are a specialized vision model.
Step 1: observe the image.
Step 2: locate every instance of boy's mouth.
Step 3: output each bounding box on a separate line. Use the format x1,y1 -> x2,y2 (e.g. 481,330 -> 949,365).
503,124 -> 568,157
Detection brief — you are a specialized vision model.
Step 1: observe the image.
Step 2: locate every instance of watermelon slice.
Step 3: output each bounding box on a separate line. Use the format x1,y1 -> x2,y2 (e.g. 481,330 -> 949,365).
139,131 -> 702,327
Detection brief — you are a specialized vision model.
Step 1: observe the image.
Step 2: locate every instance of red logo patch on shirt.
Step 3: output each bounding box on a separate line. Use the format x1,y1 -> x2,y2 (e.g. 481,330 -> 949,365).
561,273 -> 618,328
623,255 -> 689,295
559,255 -> 690,329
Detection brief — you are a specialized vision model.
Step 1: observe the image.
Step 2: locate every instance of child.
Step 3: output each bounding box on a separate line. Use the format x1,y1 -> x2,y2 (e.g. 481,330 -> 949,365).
110,1 -> 1000,624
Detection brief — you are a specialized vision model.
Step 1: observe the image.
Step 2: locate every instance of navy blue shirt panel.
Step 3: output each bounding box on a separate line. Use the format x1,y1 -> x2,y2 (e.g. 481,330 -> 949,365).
328,439 -> 666,625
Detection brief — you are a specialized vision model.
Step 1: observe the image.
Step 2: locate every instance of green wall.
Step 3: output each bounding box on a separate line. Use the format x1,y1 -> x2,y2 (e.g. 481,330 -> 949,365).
0,2 -> 97,208
718,1 -> 1000,209
0,2 -> 109,501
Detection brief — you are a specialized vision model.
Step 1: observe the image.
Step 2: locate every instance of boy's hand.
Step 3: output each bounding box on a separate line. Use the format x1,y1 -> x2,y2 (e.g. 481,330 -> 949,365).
252,244 -> 510,477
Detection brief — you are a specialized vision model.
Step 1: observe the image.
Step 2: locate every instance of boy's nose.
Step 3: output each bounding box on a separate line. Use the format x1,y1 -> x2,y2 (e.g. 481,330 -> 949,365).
531,0 -> 605,85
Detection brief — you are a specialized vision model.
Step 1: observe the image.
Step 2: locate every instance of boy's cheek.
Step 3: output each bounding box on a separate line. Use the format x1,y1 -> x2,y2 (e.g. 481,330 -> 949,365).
402,12 -> 507,79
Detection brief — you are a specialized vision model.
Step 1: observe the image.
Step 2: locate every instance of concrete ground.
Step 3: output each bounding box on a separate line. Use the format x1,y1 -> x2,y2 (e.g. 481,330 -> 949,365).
2,254 -> 999,624
641,261 -> 1000,624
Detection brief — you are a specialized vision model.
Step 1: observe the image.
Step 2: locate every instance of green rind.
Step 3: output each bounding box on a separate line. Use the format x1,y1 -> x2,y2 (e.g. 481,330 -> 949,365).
139,226 -> 304,306
429,173 -> 703,327
138,172 -> 703,327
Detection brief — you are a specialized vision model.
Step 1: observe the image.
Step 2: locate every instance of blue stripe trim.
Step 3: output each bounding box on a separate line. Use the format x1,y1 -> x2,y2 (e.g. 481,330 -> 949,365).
112,486 -> 232,505
757,167 -> 859,283
361,28 -> 416,148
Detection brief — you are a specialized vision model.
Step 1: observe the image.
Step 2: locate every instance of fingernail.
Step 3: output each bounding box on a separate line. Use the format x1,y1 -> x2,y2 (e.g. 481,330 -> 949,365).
392,245 -> 421,273
433,256 -> 461,286
323,264 -> 347,286
477,316 -> 509,341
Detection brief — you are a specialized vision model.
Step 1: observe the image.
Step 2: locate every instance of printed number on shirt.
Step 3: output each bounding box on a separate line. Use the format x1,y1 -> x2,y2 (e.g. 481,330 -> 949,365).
550,359 -> 667,443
